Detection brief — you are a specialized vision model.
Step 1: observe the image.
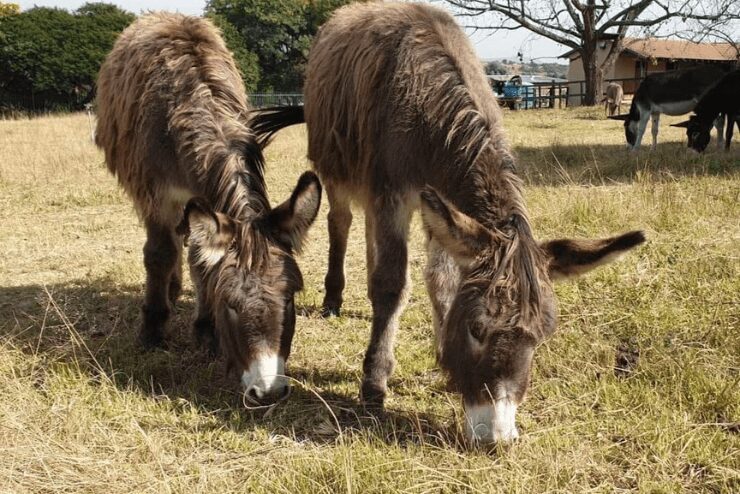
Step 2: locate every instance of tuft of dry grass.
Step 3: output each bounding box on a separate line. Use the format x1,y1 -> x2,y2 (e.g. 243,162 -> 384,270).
0,108 -> 738,493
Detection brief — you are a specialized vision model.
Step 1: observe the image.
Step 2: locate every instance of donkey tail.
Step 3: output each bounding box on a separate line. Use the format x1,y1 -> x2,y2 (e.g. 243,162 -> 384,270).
250,105 -> 305,148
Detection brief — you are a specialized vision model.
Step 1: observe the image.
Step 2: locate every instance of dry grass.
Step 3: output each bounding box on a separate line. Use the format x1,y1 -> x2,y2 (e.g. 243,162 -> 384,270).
0,108 -> 738,493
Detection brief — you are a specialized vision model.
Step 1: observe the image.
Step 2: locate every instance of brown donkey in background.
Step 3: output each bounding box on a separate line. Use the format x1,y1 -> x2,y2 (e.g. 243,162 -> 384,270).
254,3 -> 645,443
96,13 -> 321,405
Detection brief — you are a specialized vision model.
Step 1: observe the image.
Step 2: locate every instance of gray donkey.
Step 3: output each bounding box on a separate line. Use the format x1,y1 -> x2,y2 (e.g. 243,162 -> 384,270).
253,2 -> 645,443
96,13 -> 321,405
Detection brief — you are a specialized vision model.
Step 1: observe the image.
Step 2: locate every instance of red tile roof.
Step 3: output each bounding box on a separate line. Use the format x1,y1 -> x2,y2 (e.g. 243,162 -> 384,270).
621,37 -> 737,61
560,37 -> 738,61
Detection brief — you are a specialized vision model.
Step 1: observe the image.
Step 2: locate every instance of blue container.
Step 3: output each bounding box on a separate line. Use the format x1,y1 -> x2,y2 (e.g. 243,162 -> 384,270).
503,84 -> 521,98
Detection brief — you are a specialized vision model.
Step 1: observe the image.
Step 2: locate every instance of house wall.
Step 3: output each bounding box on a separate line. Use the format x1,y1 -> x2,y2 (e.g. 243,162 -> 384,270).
566,42 -> 620,106
567,43 -> 674,105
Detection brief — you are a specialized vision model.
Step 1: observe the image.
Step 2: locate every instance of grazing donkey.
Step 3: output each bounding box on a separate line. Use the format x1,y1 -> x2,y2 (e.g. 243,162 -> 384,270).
253,2 -> 645,443
671,70 -> 740,152
95,13 -> 321,405
602,82 -> 624,117
609,66 -> 727,150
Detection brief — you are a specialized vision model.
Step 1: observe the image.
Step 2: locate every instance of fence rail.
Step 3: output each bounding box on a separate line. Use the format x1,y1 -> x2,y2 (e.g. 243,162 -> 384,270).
248,93 -> 303,108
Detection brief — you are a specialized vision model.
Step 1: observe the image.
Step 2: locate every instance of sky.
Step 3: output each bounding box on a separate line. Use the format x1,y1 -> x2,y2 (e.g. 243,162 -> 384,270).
16,0 -> 567,63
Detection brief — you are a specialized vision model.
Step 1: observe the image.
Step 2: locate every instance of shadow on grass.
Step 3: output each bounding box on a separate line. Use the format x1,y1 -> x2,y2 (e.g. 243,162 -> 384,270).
0,279 -> 463,449
513,141 -> 738,186
296,303 -> 373,322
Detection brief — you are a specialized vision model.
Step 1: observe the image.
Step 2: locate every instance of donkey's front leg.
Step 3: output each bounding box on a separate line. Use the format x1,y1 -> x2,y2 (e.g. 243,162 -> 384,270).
361,196 -> 412,406
141,221 -> 179,348
322,185 -> 353,317
650,112 -> 660,150
189,260 -> 218,356
714,113 -> 725,149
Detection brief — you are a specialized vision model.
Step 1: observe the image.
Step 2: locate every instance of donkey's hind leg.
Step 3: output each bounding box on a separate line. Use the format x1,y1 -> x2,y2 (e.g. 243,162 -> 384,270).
168,234 -> 184,305
322,185 -> 353,317
724,113 -> 737,151
140,220 -> 179,348
361,195 -> 413,406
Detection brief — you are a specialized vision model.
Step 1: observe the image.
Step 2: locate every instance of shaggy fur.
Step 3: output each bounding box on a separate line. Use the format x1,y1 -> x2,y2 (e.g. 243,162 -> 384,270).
95,13 -> 321,403
253,2 -> 644,440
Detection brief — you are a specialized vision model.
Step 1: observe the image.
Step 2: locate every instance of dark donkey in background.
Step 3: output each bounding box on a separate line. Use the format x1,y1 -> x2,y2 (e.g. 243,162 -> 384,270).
609,65 -> 727,150
95,13 -> 321,405
672,70 -> 740,152
253,2 -> 645,443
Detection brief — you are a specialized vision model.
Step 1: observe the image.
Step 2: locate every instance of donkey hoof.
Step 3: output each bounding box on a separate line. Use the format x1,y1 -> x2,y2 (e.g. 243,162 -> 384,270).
321,306 -> 341,318
360,380 -> 387,408
138,330 -> 167,350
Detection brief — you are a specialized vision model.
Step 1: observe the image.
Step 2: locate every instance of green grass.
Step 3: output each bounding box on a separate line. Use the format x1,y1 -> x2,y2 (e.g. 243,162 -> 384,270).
0,108 -> 738,492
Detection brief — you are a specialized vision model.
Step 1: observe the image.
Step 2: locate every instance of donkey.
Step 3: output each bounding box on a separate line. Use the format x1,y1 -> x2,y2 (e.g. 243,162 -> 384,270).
253,3 -> 645,443
95,13 -> 321,405
602,82 -> 624,117
671,70 -> 740,152
609,65 -> 727,150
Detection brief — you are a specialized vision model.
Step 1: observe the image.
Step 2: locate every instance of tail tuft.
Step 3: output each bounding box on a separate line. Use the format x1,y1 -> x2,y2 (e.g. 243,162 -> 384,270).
250,105 -> 305,148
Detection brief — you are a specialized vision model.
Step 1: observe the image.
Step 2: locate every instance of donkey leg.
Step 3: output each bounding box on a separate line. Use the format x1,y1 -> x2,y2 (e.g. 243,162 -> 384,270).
190,263 -> 218,356
632,113 -> 650,150
361,197 -> 412,406
650,113 -> 660,150
424,237 -> 460,362
141,221 -> 179,348
725,114 -> 736,151
714,114 -> 725,149
168,234 -> 184,306
365,212 -> 376,301
322,186 -> 353,317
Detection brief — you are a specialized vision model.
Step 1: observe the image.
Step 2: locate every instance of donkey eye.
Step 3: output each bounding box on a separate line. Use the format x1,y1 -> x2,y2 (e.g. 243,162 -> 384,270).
469,325 -> 485,343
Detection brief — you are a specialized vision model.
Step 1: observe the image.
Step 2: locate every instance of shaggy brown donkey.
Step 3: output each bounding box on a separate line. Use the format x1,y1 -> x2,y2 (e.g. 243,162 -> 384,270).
253,2 -> 645,442
95,13 -> 321,405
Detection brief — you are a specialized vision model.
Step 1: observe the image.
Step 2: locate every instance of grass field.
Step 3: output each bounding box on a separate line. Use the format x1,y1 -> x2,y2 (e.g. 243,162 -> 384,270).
0,108 -> 738,493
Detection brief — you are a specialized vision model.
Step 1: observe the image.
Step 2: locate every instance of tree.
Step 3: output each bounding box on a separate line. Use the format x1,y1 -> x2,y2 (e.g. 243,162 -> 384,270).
205,0 -> 350,92
0,3 -> 133,111
485,60 -> 507,74
207,14 -> 261,91
0,2 -> 20,17
445,0 -> 739,105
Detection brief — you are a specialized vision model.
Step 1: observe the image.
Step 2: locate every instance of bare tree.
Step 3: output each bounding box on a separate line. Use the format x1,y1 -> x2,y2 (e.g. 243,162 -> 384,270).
444,0 -> 738,104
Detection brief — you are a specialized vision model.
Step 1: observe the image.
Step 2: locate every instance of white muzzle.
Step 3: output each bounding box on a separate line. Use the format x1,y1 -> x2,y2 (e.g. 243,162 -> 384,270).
464,398 -> 519,443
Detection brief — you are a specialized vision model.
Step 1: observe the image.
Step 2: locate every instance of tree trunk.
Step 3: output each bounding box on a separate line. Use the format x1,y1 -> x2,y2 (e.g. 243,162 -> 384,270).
581,46 -> 602,106
581,0 -> 600,106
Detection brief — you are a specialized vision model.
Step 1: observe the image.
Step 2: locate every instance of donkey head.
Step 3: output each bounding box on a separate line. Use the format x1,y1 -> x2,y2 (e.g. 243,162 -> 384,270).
420,187 -> 645,444
178,172 -> 321,406
671,117 -> 709,152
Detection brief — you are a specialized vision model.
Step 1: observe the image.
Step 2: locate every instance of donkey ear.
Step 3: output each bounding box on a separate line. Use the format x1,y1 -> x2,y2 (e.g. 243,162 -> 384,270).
670,120 -> 690,128
419,186 -> 493,266
266,171 -> 322,252
540,230 -> 645,281
178,198 -> 235,267
607,114 -> 630,121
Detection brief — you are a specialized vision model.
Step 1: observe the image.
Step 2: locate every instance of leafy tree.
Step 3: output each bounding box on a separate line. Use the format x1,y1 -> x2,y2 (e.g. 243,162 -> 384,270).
0,2 -> 19,17
208,14 -> 261,91
485,60 -> 508,74
205,0 -> 351,92
0,3 -> 133,111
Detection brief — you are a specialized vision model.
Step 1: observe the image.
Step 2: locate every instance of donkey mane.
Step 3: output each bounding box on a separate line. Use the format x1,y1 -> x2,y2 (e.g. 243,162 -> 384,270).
465,213 -> 546,328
